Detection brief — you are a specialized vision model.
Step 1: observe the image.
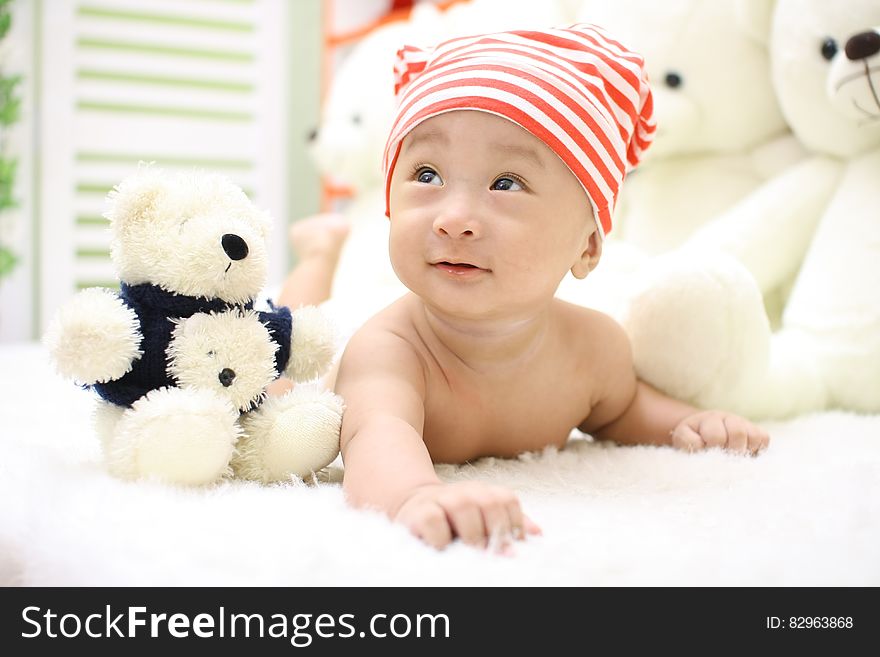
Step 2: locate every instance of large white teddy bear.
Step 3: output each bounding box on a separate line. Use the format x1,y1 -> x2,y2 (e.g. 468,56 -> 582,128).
579,0 -> 795,251
623,0 -> 880,419
557,0 -> 801,318
309,18 -> 417,326
45,169 -> 344,485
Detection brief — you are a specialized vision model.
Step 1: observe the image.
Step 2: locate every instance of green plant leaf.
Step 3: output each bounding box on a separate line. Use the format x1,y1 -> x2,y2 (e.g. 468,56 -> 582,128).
0,245 -> 17,278
0,0 -> 21,280
0,75 -> 21,125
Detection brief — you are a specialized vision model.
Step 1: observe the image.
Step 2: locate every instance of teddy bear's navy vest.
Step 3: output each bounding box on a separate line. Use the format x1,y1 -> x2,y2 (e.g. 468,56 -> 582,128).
91,283 -> 292,408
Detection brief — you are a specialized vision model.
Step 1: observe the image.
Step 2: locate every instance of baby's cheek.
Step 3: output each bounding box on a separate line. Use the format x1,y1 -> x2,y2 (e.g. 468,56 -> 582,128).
507,241 -> 570,287
387,233 -> 419,289
387,229 -> 408,266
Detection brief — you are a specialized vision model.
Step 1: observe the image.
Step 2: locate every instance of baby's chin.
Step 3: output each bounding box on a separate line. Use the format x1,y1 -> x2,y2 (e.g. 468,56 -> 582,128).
424,291 -> 551,327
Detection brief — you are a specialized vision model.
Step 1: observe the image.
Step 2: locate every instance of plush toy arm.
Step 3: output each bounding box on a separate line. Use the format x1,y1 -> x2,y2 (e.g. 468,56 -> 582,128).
285,305 -> 337,383
685,155 -> 843,294
44,287 -> 143,384
749,133 -> 807,180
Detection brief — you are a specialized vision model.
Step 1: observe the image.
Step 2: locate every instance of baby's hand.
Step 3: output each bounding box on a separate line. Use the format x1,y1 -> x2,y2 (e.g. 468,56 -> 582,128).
394,481 -> 541,551
671,410 -> 770,455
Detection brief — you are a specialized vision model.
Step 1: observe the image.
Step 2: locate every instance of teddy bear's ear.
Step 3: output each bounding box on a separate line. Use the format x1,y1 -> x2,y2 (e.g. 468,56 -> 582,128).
176,312 -> 213,338
103,164 -> 170,228
736,0 -> 775,45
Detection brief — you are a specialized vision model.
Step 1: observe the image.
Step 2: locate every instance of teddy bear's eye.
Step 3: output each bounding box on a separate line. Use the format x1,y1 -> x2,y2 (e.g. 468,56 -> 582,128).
820,37 -> 838,61
664,71 -> 683,89
351,113 -> 362,125
207,350 -> 215,357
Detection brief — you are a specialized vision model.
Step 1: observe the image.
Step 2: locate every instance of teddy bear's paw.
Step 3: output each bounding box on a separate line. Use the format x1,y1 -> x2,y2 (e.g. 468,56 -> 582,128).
106,387 -> 240,485
287,306 -> 338,382
233,387 -> 343,483
93,400 -> 126,457
44,288 -> 142,384
622,251 -> 771,408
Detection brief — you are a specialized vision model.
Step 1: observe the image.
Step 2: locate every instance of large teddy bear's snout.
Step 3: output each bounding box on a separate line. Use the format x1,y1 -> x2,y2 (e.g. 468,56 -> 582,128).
845,29 -> 880,58
642,85 -> 699,159
828,27 -> 880,121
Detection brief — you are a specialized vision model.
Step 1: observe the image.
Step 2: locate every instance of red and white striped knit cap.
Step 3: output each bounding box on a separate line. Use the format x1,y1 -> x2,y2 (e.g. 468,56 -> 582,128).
382,23 -> 656,238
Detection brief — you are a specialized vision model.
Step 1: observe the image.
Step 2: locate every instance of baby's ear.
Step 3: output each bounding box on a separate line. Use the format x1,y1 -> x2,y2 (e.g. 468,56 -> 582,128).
571,231 -> 602,280
104,164 -> 169,230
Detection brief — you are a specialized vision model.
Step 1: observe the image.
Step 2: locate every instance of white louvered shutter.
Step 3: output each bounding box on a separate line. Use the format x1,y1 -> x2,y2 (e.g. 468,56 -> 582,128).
38,0 -> 291,332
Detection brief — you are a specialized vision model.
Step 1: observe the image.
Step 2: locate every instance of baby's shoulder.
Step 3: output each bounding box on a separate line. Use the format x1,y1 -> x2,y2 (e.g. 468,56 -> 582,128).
340,297 -> 426,373
555,300 -> 631,358
554,300 -> 634,395
555,301 -> 637,432
335,298 -> 429,430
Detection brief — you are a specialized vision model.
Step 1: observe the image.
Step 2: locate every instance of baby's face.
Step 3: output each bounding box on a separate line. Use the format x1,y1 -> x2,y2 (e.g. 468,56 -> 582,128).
388,110 -> 597,321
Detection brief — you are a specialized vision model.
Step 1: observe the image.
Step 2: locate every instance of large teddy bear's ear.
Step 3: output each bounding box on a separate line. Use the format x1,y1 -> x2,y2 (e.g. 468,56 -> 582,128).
736,0 -> 775,45
103,164 -> 170,229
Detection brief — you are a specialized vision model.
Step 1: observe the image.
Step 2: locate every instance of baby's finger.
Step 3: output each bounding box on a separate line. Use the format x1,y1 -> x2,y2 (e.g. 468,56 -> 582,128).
698,414 -> 727,449
671,423 -> 704,452
481,499 -> 513,551
748,427 -> 771,455
443,500 -> 487,548
504,499 -> 526,540
408,504 -> 453,550
723,416 -> 749,453
523,514 -> 542,536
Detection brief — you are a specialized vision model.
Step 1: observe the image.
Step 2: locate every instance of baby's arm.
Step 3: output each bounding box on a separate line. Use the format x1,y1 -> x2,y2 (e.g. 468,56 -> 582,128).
336,326 -> 536,549
580,315 -> 769,454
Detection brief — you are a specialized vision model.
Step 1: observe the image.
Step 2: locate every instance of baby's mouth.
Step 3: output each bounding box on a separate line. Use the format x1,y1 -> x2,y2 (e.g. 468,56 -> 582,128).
432,260 -> 490,275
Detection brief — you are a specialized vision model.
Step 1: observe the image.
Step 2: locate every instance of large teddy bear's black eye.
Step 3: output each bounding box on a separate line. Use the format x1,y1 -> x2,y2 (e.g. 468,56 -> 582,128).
820,37 -> 838,61
664,71 -> 683,89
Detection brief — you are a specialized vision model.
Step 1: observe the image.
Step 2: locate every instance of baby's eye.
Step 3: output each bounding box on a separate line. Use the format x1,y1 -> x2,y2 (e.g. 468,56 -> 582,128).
415,167 -> 443,186
491,176 -> 523,192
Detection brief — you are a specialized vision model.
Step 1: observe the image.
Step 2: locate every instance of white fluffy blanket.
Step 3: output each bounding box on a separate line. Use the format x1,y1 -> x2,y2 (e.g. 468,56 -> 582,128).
2,342 -> 878,586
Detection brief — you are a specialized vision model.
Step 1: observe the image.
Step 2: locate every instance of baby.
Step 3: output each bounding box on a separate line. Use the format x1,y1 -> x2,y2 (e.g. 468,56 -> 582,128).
319,25 -> 770,550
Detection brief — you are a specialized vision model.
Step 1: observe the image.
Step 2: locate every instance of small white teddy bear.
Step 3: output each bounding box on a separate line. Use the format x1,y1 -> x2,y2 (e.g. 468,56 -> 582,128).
45,167 -> 344,485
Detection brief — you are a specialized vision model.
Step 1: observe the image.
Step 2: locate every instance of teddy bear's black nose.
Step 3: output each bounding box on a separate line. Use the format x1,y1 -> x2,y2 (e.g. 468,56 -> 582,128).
218,368 -> 236,387
845,31 -> 880,61
221,234 -> 249,261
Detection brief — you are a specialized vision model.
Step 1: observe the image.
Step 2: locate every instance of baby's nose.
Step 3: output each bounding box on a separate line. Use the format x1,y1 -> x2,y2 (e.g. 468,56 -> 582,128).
433,209 -> 479,239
